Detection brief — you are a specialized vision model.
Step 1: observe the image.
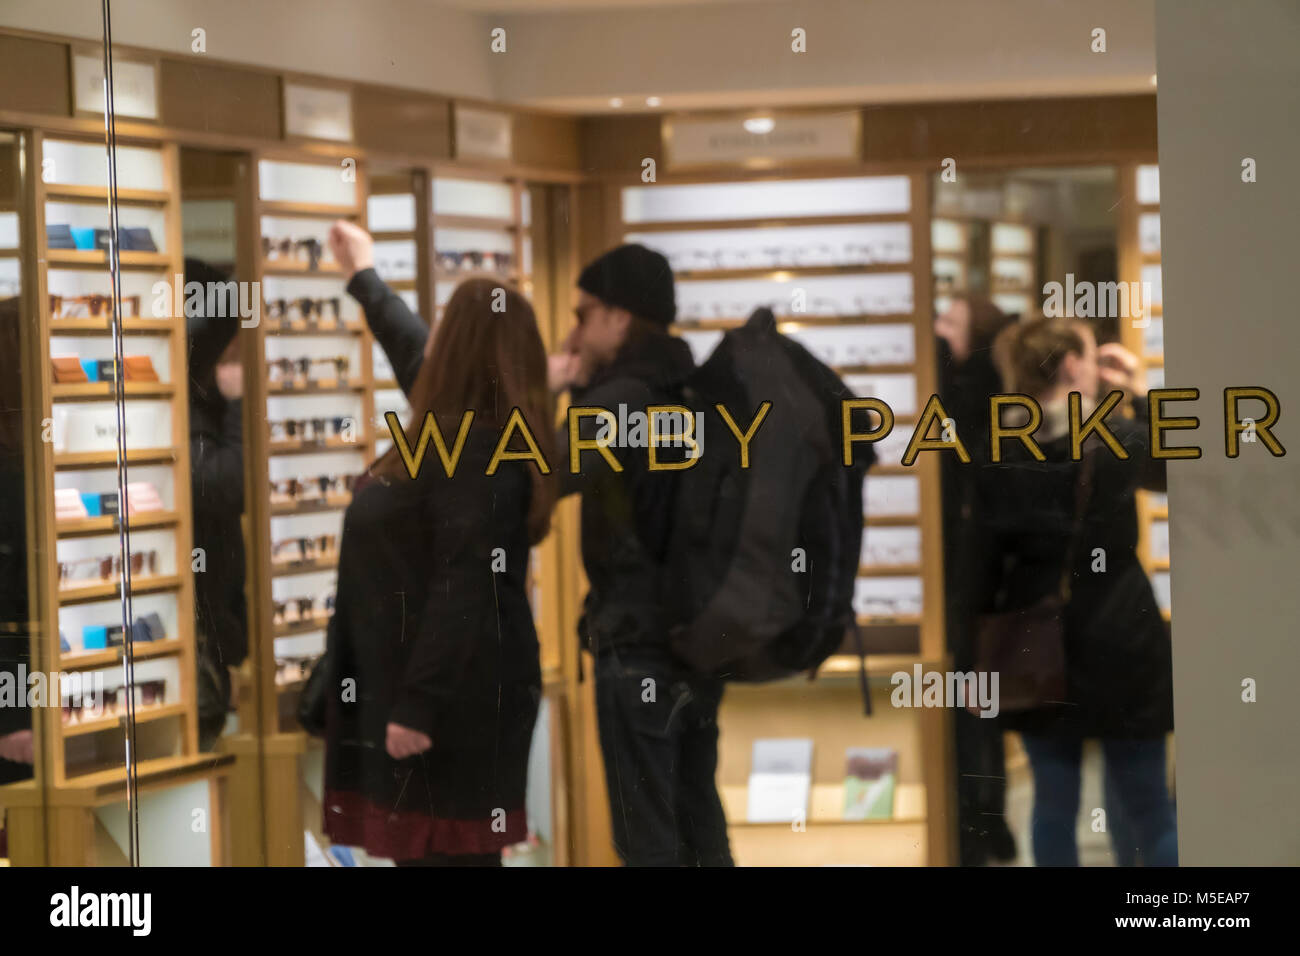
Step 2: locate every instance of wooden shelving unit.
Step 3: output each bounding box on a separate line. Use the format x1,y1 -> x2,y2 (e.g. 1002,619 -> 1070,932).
610,170 -> 952,865
1119,161 -> 1172,622
0,127 -> 237,858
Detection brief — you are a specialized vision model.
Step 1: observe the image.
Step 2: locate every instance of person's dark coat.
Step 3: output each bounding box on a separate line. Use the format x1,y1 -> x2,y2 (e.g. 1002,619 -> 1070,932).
185,258 -> 247,671
975,398 -> 1173,738
554,330 -> 696,655
322,270 -> 539,860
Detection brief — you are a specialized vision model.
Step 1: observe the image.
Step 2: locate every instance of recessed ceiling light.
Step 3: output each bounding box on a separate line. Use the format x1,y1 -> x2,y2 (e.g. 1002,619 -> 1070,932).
1150,74 -> 1158,86
646,96 -> 662,107
609,97 -> 623,108
743,116 -> 776,135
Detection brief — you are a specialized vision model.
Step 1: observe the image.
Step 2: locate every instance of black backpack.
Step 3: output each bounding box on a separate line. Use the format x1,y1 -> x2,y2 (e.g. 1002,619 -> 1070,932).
664,308 -> 875,698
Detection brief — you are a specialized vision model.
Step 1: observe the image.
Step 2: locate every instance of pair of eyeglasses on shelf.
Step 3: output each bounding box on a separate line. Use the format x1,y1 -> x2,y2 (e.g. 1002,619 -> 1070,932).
269,417 -> 354,443
269,474 -> 355,505
268,355 -> 350,386
436,249 -> 513,273
857,597 -> 923,617
60,680 -> 167,724
271,534 -> 339,565
862,543 -> 921,565
275,655 -> 321,686
49,293 -> 143,320
57,549 -> 159,587
265,296 -> 344,328
272,592 -> 335,626
262,236 -> 325,268
794,295 -> 915,318
802,340 -> 913,367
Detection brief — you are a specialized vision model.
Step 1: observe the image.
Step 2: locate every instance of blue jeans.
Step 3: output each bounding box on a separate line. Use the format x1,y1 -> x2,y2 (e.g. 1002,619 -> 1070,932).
1021,735 -> 1177,866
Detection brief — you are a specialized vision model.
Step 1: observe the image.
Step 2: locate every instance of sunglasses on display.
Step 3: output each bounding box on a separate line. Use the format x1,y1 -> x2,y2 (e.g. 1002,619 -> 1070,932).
265,296 -> 344,329
268,355 -> 350,387
269,416 -> 353,443
262,236 -> 325,268
271,591 -> 335,627
436,249 -> 513,274
274,655 -> 322,686
271,534 -> 339,565
57,549 -> 159,587
49,293 -> 143,320
667,240 -> 911,273
269,473 -> 355,505
60,679 -> 167,725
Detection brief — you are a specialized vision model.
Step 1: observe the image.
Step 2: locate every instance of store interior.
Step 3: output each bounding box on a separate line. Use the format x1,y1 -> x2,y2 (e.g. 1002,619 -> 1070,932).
0,0 -> 1177,867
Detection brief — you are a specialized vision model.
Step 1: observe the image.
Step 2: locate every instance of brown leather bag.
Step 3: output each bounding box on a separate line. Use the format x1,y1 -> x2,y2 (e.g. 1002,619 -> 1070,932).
970,451 -> 1096,715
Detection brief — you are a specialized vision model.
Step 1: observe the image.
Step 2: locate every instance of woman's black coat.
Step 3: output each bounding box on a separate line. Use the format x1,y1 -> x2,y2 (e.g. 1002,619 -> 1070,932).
974,399 -> 1174,739
322,270 -> 540,860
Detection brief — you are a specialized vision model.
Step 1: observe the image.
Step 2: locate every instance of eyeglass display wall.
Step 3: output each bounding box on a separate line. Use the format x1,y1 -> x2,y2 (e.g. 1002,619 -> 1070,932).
619,171 -> 951,865
1120,162 -> 1171,622
0,128 -> 232,865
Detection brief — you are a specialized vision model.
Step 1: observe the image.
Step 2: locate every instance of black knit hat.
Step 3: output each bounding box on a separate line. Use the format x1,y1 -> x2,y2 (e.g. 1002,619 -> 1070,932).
577,243 -> 676,327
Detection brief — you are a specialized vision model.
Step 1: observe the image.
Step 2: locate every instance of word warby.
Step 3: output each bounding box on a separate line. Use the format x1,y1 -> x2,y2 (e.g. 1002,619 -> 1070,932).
383,386 -> 1284,479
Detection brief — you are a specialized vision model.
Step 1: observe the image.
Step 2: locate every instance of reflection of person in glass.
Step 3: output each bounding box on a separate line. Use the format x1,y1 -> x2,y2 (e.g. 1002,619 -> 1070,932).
185,258 -> 249,749
978,317 -> 1176,866
322,221 -> 555,866
934,295 -> 1017,865
0,296 -> 35,799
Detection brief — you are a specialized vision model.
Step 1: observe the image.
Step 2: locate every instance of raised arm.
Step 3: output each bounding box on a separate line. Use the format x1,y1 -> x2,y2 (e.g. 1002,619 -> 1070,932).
330,220 -> 430,397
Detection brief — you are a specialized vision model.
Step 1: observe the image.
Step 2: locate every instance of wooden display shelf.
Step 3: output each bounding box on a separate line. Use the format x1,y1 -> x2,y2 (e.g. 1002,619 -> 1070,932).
42,183 -> 170,204
626,212 -> 910,233
677,314 -> 917,332
370,230 -> 414,242
49,317 -> 174,334
273,616 -> 332,639
865,514 -> 921,527
721,782 -> 927,827
833,363 -> 917,376
373,378 -> 398,391
266,381 -> 366,396
857,613 -> 923,627
51,381 -> 174,401
58,573 -> 182,605
384,278 -> 420,290
433,213 -> 516,231
675,263 -> 910,281
271,556 -> 338,577
55,447 -> 175,469
260,259 -> 343,276
270,496 -> 352,516
858,563 -> 923,577
61,753 -> 235,800
57,509 -> 179,537
61,638 -> 184,672
1150,557 -> 1170,571
1148,505 -> 1169,521
818,652 -> 926,678
268,437 -> 367,456
260,200 -> 358,219
61,701 -> 187,739
45,249 -> 171,269
264,322 -> 364,337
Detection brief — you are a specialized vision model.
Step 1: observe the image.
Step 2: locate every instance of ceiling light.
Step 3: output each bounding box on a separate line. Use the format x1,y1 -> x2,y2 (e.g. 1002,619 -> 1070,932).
743,116 -> 776,135
645,96 -> 662,107
609,97 -> 623,108
1150,74 -> 1158,86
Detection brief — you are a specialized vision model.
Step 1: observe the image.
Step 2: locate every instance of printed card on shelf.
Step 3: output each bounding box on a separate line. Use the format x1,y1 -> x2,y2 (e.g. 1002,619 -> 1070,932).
842,748 -> 898,820
746,738 -> 814,824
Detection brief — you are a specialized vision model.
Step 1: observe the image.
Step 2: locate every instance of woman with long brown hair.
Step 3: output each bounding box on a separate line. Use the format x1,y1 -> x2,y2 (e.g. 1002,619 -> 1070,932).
320,220 -> 555,866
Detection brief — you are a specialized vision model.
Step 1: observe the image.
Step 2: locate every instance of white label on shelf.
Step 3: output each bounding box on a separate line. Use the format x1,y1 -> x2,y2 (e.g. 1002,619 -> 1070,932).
665,112 -> 859,168
284,84 -> 354,142
623,176 -> 910,224
72,53 -> 158,120
455,106 -> 512,161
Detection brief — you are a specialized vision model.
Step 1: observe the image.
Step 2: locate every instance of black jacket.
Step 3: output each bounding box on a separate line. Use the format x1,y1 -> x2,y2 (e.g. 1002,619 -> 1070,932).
186,258 -> 247,668
556,330 -> 696,654
324,269 -> 539,860
974,398 -> 1173,738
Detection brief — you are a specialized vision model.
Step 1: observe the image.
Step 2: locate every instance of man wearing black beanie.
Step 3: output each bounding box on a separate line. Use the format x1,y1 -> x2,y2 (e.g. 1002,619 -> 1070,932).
550,243 -> 733,866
